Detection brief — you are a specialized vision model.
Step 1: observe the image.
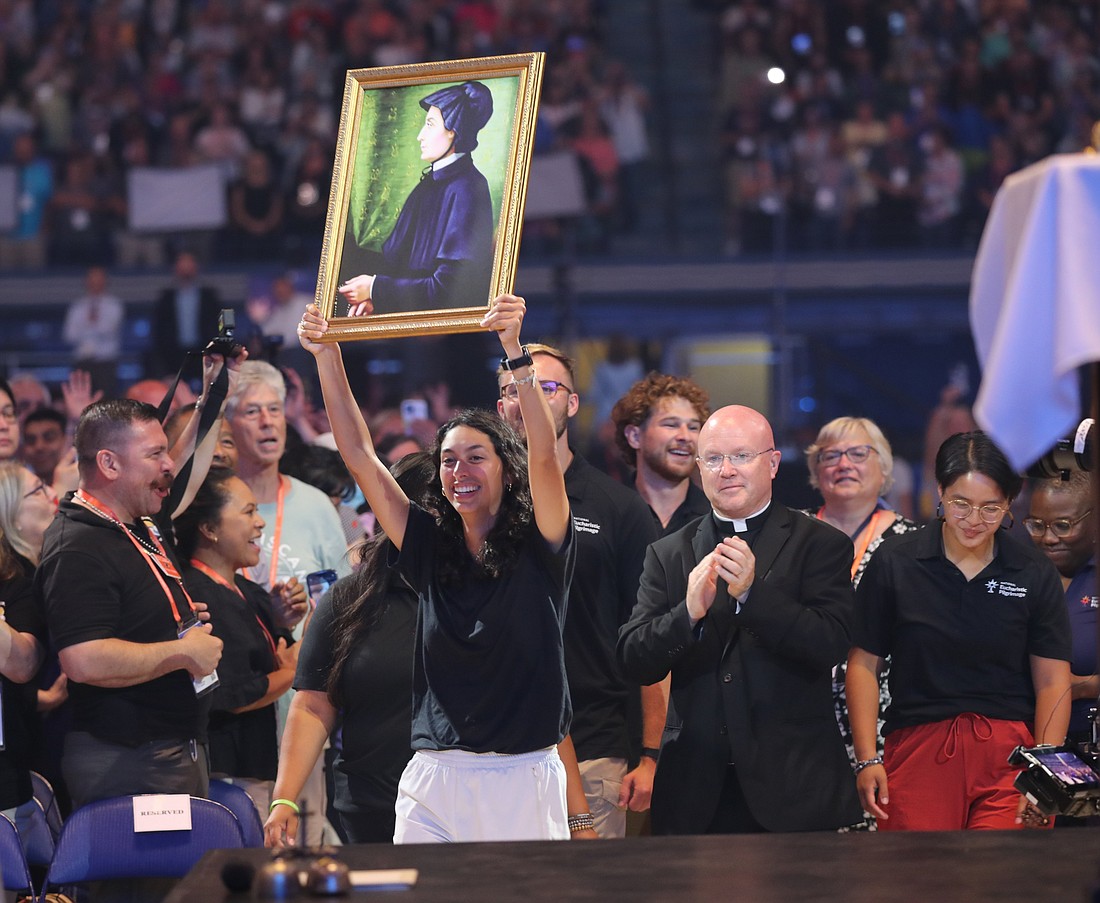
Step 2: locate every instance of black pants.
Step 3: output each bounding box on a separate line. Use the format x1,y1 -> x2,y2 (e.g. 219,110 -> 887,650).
62,731 -> 209,809
706,764 -> 767,835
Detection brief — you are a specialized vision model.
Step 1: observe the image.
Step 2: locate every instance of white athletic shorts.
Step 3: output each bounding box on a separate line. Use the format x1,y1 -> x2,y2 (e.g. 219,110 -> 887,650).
393,746 -> 569,843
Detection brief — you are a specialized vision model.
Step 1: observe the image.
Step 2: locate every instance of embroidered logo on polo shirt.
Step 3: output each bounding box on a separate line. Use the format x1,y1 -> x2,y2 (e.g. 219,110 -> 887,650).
1082,595 -> 1100,609
985,579 -> 1027,598
573,516 -> 601,535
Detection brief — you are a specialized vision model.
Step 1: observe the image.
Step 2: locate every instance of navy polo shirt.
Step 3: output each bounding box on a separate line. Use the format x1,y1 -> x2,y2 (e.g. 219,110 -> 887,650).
853,525 -> 1071,736
1064,557 -> 1098,736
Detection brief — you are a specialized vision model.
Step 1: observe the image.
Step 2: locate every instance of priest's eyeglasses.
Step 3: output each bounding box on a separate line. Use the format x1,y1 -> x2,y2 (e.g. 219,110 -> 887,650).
697,448 -> 775,471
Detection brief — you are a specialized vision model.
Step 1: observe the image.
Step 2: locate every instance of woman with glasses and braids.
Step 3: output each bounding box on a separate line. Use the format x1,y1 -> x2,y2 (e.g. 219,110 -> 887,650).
847,430 -> 1072,830
1025,470 -> 1097,753
803,417 -> 919,828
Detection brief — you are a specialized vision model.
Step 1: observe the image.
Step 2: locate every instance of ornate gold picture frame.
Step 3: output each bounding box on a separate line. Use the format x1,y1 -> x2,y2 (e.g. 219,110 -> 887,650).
314,53 -> 545,342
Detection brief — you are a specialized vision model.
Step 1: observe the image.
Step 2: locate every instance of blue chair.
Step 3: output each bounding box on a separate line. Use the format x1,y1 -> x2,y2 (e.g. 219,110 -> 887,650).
42,795 -> 244,891
207,779 -> 266,847
17,797 -> 55,869
0,811 -> 37,900
29,771 -> 63,841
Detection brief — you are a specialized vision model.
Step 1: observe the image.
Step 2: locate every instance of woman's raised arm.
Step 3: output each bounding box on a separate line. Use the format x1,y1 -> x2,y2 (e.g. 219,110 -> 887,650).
298,304 -> 410,548
482,295 -> 569,549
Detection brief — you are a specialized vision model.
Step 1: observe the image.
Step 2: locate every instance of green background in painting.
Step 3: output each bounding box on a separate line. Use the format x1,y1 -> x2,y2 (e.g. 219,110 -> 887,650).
346,76 -> 518,254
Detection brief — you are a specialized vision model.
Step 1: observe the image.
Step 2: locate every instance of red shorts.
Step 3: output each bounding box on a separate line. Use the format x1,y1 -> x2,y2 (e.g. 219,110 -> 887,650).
879,714 -> 1043,831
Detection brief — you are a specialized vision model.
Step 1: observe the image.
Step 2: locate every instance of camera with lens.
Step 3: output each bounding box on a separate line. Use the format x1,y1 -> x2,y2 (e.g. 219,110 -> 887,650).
1026,418 -> 1095,479
1010,743 -> 1100,818
204,308 -> 244,357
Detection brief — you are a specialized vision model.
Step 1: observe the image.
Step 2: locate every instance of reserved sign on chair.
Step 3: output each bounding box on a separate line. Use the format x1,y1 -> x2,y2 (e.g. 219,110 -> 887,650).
133,795 -> 193,832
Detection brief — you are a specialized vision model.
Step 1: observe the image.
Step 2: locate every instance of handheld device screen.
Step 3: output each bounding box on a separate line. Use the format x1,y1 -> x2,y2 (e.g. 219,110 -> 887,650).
1034,751 -> 1100,788
306,569 -> 338,608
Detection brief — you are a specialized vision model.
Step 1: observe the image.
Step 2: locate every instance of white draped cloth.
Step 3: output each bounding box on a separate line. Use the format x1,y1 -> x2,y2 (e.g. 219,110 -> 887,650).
970,153 -> 1100,471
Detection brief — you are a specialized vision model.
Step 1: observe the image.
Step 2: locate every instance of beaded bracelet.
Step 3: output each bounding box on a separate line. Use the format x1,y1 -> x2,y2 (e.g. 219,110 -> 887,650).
853,756 -> 884,775
511,369 -> 539,388
567,812 -> 595,833
269,798 -> 301,815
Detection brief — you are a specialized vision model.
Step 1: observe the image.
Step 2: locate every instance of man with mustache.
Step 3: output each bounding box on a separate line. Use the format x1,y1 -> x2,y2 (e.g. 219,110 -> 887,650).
37,395 -> 226,807
612,373 -> 711,537
618,404 -> 861,834
497,344 -> 662,838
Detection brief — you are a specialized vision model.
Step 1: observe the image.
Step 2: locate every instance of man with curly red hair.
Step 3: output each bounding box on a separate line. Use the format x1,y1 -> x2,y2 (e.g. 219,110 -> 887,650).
612,373 -> 711,536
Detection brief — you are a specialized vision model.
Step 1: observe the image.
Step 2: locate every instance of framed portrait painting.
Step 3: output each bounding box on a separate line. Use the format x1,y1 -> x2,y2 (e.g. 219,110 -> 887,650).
314,52 -> 545,342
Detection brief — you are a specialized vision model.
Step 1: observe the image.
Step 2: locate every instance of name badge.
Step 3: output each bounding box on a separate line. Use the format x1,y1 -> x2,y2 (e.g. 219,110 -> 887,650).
178,620 -> 220,697
133,794 -> 192,832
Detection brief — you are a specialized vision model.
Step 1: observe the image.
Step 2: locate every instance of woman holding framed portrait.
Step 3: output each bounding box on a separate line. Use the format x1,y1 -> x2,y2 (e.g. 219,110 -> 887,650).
283,295 -> 594,844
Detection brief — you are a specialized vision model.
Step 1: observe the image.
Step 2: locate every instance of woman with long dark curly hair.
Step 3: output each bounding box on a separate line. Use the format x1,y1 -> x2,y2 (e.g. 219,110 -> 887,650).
265,451 -> 434,844
270,295 -> 583,845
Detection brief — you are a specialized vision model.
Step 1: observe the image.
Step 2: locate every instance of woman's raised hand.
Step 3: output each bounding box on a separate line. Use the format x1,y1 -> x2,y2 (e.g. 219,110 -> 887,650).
297,304 -> 332,355
481,294 -> 525,354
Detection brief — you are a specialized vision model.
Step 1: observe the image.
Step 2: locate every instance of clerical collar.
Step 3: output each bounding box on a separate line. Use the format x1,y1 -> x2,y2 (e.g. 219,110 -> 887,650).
713,501 -> 772,534
431,152 -> 465,172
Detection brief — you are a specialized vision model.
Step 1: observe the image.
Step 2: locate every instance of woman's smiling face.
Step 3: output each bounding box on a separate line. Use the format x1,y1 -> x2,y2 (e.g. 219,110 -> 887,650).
438,425 -> 504,524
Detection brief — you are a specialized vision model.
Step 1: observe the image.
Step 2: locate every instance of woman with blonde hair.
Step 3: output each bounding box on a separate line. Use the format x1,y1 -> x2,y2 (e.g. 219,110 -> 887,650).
0,460 -> 55,817
803,416 -> 919,826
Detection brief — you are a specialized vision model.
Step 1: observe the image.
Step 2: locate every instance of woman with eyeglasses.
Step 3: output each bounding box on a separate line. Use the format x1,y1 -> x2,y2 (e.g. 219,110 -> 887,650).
1025,471 -> 1097,751
847,430 -> 1072,830
803,417 -> 919,826
0,459 -> 56,820
0,379 -> 20,462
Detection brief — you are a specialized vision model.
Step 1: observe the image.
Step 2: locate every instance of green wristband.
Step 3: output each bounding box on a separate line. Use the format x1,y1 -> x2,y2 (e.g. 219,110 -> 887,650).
269,798 -> 300,815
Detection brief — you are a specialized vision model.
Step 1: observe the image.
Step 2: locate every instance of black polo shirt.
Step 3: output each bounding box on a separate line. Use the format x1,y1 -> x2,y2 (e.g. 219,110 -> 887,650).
853,525 -> 1071,736
652,480 -> 711,538
564,454 -> 660,761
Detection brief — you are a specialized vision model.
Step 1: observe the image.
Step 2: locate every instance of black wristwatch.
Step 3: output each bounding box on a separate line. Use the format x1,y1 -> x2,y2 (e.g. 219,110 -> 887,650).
640,747 -> 660,762
500,345 -> 534,371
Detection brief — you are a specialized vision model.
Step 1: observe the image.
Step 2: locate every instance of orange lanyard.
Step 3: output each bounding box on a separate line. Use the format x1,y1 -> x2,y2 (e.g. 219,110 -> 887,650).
243,475 -> 287,589
74,490 -> 196,627
190,559 -> 277,659
817,507 -> 888,581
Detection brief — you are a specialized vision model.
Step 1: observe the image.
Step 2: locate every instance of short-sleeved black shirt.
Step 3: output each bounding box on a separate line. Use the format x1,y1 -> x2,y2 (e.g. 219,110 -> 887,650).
184,566 -> 284,780
653,480 -> 711,539
37,497 -> 209,746
394,504 -> 575,754
563,454 -> 659,761
0,558 -> 45,809
294,571 -> 417,816
853,525 -> 1072,735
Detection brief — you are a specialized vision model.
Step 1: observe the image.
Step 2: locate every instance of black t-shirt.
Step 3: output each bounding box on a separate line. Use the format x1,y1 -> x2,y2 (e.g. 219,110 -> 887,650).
184,566 -> 284,780
853,525 -> 1072,735
37,497 -> 209,746
564,454 -> 659,761
395,504 -> 575,754
0,558 -> 45,809
295,570 -> 417,816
